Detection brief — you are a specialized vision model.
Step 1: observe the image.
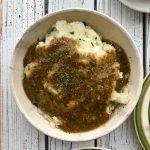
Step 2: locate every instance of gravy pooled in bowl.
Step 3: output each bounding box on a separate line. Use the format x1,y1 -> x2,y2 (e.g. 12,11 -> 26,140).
23,21 -> 130,132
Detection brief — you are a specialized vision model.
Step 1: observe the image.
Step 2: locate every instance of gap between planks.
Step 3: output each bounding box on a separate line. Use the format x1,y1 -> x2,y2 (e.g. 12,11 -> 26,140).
1,0 -> 45,150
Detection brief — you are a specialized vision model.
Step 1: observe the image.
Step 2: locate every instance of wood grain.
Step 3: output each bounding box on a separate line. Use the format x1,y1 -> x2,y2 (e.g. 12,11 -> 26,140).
0,0 -> 2,149
1,0 -> 45,149
146,14 -> 150,73
0,0 -> 2,33
0,0 -> 147,149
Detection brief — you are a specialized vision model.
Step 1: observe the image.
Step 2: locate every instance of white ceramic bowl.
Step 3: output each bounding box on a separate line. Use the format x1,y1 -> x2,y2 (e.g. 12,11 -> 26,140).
10,8 -> 143,141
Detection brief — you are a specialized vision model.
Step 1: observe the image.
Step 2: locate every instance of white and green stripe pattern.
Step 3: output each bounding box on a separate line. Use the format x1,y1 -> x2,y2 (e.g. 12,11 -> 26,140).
134,73 -> 150,150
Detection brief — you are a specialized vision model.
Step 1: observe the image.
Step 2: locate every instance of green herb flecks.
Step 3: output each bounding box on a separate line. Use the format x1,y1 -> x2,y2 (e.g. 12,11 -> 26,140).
70,32 -> 74,35
91,42 -> 94,47
60,74 -> 73,89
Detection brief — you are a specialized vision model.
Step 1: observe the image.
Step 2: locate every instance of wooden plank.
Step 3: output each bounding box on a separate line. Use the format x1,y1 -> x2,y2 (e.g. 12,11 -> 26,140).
48,0 -> 94,11
146,14 -> 150,73
2,1 -> 16,149
0,0 -> 1,33
48,0 -> 95,149
1,0 -> 45,149
0,0 -> 2,149
97,0 -> 142,149
71,140 -> 96,149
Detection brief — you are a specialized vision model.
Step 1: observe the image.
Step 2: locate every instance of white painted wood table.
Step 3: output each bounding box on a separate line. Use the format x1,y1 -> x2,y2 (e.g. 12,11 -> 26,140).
1,0 -> 150,150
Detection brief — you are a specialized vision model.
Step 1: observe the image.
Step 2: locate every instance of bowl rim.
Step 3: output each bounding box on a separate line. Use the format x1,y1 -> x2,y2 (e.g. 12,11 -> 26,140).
10,8 -> 143,142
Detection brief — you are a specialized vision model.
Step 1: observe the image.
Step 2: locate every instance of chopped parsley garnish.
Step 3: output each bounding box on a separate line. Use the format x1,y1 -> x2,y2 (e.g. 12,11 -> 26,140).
70,32 -> 74,35
60,74 -> 73,89
91,42 -> 94,47
83,21 -> 87,26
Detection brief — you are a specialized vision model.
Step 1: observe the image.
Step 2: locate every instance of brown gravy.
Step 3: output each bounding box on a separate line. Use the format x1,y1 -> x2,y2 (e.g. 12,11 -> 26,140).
102,39 -> 130,92
23,37 -> 130,132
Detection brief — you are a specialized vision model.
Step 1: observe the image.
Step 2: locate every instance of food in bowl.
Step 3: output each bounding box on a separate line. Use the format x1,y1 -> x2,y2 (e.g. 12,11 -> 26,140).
23,20 -> 130,133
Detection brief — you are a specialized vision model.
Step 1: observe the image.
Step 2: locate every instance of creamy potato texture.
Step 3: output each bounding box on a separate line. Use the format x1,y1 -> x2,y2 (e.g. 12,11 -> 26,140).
23,20 -> 130,132
37,20 -> 115,58
36,20 -> 130,104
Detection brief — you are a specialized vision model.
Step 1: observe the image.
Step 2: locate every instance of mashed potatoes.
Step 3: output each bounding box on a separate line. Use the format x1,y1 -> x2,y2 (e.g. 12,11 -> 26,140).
35,20 -> 130,105
24,20 -> 130,130
37,20 -> 115,59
